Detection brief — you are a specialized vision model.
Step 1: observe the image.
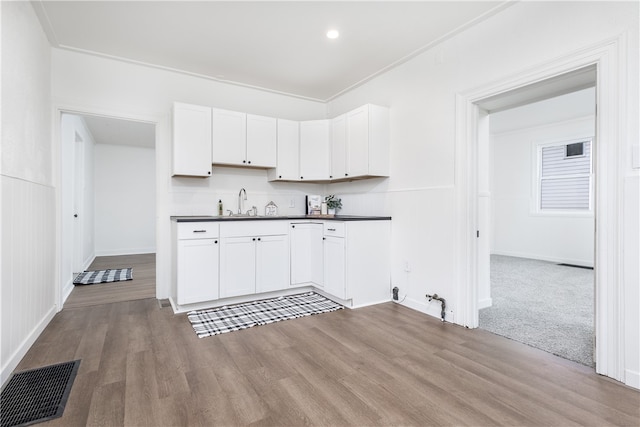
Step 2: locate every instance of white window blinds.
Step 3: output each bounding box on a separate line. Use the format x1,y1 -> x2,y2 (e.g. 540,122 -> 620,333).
539,140 -> 592,210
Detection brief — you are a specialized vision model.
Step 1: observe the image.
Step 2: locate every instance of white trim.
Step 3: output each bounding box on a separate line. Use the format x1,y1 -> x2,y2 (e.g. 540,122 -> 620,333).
94,248 -> 156,257
455,34 -> 627,383
0,306 -> 57,386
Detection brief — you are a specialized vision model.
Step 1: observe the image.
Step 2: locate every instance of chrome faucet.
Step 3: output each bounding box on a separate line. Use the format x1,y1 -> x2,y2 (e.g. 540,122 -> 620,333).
238,188 -> 247,215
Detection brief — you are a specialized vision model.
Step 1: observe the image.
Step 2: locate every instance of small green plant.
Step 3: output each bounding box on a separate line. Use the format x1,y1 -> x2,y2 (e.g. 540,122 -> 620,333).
325,195 -> 342,211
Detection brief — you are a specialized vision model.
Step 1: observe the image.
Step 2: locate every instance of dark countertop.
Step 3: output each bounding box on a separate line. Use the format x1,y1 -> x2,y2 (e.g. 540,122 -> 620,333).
171,215 -> 391,222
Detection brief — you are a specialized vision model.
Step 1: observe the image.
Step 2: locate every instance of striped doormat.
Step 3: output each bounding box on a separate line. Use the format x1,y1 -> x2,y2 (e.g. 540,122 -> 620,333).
73,268 -> 132,285
188,292 -> 343,338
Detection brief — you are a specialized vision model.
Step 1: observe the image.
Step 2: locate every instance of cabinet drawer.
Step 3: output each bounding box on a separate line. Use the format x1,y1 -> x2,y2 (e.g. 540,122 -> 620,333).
323,222 -> 345,237
220,220 -> 288,237
177,222 -> 219,239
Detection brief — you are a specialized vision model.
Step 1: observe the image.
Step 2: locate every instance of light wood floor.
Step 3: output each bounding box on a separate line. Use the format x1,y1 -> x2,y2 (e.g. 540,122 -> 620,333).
17,297 -> 639,426
64,254 -> 156,309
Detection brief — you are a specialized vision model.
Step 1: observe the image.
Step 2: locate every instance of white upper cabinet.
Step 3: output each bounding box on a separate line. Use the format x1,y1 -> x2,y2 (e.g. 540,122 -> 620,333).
172,102 -> 212,177
212,109 -> 277,168
343,104 -> 390,179
211,108 -> 246,166
299,120 -> 330,181
330,114 -> 347,180
268,119 -> 299,181
246,114 -> 277,168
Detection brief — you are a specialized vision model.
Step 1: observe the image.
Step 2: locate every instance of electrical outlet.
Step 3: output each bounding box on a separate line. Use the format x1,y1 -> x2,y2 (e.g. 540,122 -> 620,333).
404,261 -> 411,272
289,198 -> 295,208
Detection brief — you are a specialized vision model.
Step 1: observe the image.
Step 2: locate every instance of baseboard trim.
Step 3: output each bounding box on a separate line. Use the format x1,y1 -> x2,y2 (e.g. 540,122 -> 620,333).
625,369 -> 640,390
82,254 -> 96,272
400,296 -> 456,324
478,297 -> 493,310
95,248 -> 156,257
0,305 -> 57,387
61,278 -> 74,306
491,251 -> 594,268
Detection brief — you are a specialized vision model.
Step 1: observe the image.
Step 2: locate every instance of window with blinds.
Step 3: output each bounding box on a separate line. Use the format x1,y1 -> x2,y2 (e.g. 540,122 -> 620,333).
538,139 -> 592,211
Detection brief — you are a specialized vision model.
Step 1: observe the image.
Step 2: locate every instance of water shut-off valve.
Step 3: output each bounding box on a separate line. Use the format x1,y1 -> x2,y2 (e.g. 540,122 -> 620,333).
426,293 -> 446,322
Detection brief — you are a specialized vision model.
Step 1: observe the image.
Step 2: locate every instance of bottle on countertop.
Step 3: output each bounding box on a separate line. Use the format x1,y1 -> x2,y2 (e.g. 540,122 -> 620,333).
218,199 -> 223,216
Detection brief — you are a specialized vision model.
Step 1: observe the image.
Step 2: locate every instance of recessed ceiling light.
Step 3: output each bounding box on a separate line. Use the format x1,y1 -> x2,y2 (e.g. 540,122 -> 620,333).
326,29 -> 339,39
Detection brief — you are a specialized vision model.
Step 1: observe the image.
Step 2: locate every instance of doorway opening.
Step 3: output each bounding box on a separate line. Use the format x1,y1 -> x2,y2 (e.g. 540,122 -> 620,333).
455,35 -> 628,382
477,87 -> 596,366
60,112 -> 156,308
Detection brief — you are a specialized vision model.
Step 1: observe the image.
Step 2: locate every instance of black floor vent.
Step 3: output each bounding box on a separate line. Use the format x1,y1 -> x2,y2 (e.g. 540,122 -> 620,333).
557,263 -> 594,270
1,360 -> 80,427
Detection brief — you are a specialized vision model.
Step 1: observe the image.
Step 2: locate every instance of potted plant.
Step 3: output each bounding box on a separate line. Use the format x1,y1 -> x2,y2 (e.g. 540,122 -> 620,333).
325,195 -> 342,215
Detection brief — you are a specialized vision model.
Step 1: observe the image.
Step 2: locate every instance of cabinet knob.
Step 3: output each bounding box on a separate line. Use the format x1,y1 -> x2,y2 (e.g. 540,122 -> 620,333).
215,240 -> 218,244
292,225 -> 295,228
345,173 -> 348,176
243,160 -> 246,164
248,160 -> 251,164
300,176 -> 304,179
252,238 -> 256,241
329,175 -> 333,179
207,171 -> 211,175
279,175 -> 282,178
257,237 -> 261,241
323,237 -> 326,240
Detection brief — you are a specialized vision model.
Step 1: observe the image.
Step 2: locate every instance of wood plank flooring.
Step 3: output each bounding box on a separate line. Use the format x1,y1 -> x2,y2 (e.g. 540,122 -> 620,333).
16,297 -> 639,426
64,254 -> 156,309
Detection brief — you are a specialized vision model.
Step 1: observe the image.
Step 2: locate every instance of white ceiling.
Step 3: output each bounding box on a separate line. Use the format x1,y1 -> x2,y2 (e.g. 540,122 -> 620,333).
33,0 -> 510,101
81,114 -> 155,148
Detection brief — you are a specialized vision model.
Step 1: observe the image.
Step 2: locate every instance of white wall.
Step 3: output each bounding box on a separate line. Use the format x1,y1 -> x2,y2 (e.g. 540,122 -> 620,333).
325,1 -> 638,386
94,143 -> 155,256
60,114 -> 96,298
1,2 -> 56,385
490,90 -> 596,266
50,46 -> 328,305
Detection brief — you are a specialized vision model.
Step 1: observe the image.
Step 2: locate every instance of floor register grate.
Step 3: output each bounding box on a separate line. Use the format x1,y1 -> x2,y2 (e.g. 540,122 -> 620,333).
0,360 -> 80,427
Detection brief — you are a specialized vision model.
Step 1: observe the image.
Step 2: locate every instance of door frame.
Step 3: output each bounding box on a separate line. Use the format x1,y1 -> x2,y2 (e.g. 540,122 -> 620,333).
55,104 -> 159,310
454,35 -> 628,382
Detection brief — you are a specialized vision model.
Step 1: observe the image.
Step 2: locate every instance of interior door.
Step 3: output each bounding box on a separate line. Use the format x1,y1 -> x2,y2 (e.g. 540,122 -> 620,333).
72,133 -> 84,273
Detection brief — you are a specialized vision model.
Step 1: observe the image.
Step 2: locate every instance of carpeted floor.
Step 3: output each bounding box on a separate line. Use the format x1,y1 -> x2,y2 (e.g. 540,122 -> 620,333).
479,255 -> 594,367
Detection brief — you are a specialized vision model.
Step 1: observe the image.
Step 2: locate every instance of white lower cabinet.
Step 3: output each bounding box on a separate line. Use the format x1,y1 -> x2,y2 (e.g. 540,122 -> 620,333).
219,236 -> 257,298
219,221 -> 289,298
323,235 -> 346,299
256,234 -> 290,293
173,219 -> 389,309
175,223 -> 220,305
321,221 -> 391,307
289,222 -> 324,286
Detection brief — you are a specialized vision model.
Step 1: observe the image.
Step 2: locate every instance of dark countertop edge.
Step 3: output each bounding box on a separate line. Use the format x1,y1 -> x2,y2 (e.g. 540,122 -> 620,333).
171,215 -> 391,222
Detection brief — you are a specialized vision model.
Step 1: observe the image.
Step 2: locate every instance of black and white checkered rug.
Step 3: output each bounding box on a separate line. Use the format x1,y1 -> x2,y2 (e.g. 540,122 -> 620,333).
187,292 -> 344,338
73,268 -> 133,285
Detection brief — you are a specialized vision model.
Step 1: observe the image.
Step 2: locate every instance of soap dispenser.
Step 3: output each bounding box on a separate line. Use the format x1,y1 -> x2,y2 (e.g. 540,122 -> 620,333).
218,199 -> 223,216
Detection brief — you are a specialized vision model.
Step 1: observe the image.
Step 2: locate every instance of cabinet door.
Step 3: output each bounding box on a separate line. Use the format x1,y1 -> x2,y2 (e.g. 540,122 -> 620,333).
330,114 -> 347,180
289,223 -> 323,286
177,239 -> 219,304
212,108 -> 247,166
219,236 -> 256,298
269,119 -> 299,181
256,234 -> 289,293
323,236 -> 346,299
299,120 -> 330,181
246,114 -> 277,168
346,105 -> 370,178
172,102 -> 212,177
